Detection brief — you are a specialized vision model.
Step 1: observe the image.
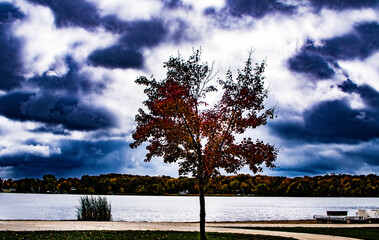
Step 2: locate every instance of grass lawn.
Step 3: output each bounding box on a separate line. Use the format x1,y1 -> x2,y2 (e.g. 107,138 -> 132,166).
237,227 -> 379,240
0,230 -> 295,240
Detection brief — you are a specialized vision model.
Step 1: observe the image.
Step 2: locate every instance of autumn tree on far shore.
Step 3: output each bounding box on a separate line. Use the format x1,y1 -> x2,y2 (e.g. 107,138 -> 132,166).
130,49 -> 278,240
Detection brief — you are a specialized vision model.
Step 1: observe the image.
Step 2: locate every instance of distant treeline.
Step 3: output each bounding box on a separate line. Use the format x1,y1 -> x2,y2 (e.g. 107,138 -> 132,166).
1,173 -> 378,197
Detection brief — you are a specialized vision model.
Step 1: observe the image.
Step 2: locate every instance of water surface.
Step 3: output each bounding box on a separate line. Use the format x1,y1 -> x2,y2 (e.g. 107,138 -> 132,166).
0,193 -> 378,222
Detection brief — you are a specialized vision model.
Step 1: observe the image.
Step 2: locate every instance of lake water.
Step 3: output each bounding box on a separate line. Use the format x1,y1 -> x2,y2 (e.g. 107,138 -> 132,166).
0,193 -> 378,222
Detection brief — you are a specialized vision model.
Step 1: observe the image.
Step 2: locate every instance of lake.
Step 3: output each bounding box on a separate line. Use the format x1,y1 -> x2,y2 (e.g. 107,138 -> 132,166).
0,193 -> 378,222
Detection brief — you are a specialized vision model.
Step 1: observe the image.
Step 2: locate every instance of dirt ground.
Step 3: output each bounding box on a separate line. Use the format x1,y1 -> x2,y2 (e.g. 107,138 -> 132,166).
1,220 -> 378,240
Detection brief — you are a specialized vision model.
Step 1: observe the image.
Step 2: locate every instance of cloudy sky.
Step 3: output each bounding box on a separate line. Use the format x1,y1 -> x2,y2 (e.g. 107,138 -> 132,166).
0,0 -> 379,179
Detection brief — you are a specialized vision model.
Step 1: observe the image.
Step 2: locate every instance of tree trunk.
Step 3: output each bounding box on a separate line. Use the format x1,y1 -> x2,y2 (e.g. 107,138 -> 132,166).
199,185 -> 206,240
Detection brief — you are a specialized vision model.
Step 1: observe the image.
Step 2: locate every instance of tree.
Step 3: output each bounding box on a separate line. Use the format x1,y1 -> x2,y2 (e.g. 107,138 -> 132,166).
130,49 -> 278,240
42,174 -> 58,193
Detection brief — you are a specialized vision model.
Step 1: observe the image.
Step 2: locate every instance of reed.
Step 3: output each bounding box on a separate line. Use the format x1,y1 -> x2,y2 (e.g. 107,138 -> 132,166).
76,196 -> 112,221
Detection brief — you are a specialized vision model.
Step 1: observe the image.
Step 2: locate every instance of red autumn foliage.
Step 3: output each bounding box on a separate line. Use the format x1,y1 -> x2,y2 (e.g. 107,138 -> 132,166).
131,50 -> 277,178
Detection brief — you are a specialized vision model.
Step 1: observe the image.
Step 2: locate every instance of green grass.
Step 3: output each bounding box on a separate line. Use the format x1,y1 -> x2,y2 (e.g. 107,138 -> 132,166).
0,230 -> 295,240
237,227 -> 379,240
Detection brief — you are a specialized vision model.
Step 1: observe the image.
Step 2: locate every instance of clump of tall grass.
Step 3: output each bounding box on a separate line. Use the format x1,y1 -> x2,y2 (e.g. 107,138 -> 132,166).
77,196 -> 112,221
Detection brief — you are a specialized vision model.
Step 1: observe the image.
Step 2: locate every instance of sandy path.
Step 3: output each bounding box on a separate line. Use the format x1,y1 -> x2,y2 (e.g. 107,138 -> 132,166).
1,221 -> 376,240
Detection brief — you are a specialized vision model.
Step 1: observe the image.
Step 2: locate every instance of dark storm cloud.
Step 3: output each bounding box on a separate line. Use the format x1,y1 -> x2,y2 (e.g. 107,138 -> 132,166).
118,20 -> 167,48
101,17 -> 167,49
338,79 -> 379,108
89,19 -> 167,69
276,140 -> 379,176
288,51 -> 335,79
88,46 -> 143,69
270,79 -> 379,175
0,139 -> 131,178
288,22 -> 379,79
101,15 -> 129,34
0,92 -> 32,120
225,0 -> 296,18
26,0 -> 101,29
0,2 -> 25,90
271,98 -> 379,143
0,91 -> 115,131
302,100 -> 379,142
271,79 -> 379,143
278,154 -> 341,175
309,0 -> 379,11
101,16 -> 168,42
0,2 -> 24,23
318,22 -> 379,60
29,56 -> 105,94
29,125 -> 71,136
2,56 -> 116,132
342,144 -> 379,166
161,0 -> 185,9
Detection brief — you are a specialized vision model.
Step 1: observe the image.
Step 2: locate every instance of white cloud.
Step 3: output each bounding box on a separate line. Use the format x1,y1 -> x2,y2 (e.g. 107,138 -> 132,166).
90,0 -> 163,21
0,144 -> 51,157
184,0 -> 225,11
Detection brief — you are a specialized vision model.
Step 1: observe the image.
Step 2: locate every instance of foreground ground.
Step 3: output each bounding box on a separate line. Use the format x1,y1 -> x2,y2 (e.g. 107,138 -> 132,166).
0,231 -> 294,240
237,227 -> 379,240
1,220 -> 378,240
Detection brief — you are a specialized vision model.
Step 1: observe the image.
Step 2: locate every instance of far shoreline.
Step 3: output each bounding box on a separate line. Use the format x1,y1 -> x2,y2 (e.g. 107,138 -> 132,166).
2,192 -> 379,198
